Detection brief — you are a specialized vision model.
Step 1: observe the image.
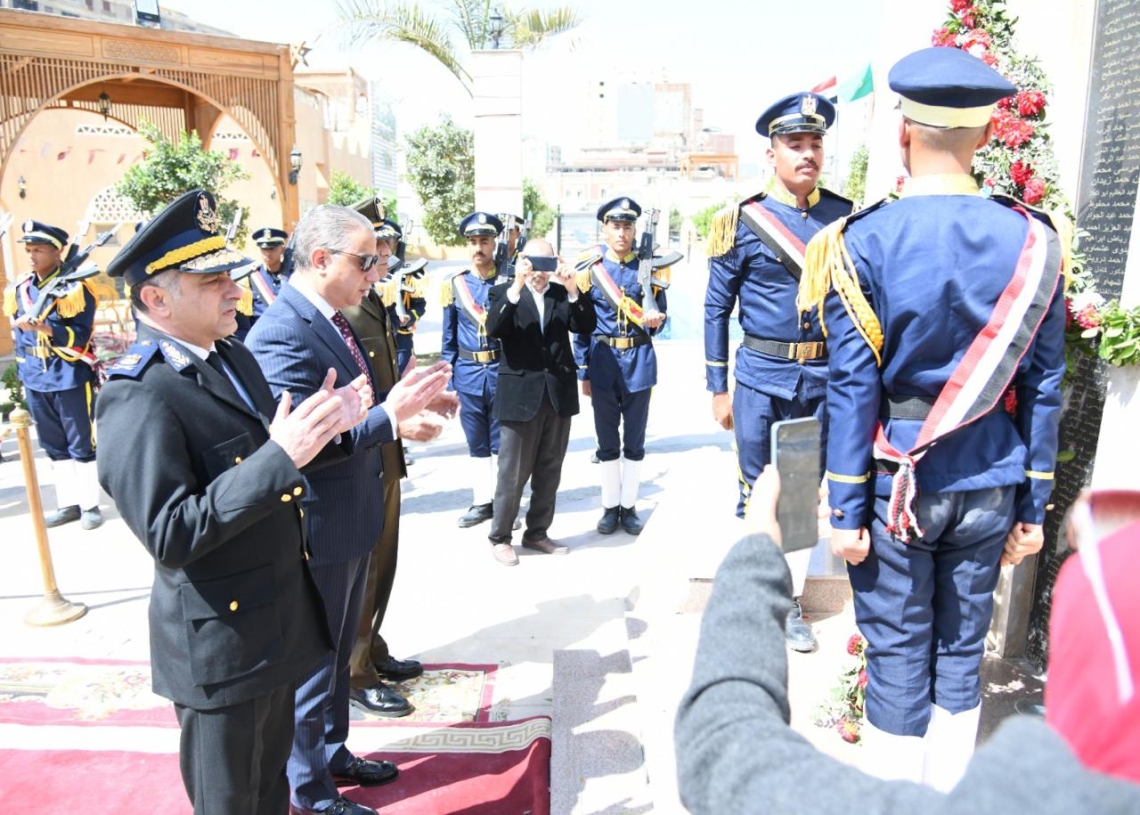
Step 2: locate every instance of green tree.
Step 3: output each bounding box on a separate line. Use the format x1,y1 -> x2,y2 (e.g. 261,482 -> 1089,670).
115,121 -> 251,244
337,0 -> 581,96
843,143 -> 869,208
522,178 -> 555,238
692,200 -> 730,240
327,170 -> 375,206
669,207 -> 682,239
405,115 -> 475,246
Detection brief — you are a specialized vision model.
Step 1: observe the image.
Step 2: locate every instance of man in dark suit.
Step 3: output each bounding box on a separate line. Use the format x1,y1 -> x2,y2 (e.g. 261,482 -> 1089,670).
94,190 -> 366,815
246,204 -> 452,815
484,238 -> 597,566
342,195 -> 458,718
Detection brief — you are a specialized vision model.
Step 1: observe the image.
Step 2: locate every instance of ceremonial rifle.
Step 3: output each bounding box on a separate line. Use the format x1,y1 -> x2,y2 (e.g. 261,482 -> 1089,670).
637,208 -> 662,318
23,223 -> 121,322
494,213 -> 519,278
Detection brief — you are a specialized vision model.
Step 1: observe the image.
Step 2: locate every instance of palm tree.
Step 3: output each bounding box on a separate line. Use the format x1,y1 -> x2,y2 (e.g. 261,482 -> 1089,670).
336,0 -> 582,96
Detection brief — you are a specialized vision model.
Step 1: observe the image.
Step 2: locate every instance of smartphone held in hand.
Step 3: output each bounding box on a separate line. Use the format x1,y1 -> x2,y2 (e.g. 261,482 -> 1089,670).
771,418 -> 822,553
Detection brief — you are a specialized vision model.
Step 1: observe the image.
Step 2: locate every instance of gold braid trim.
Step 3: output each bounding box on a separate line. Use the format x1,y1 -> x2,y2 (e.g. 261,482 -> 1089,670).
145,235 -> 227,274
379,278 -> 398,308
1050,209 -> 1075,289
235,281 -> 253,316
575,269 -> 592,292
54,281 -> 92,319
438,278 -> 455,307
2,286 -> 16,317
705,206 -> 739,258
799,219 -> 884,366
655,265 -> 672,286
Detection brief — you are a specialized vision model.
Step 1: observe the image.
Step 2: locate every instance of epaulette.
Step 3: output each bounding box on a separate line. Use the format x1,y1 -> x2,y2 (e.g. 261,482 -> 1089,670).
798,204 -> 886,366
438,270 -> 463,307
991,194 -> 1073,282
53,279 -> 94,319
1,283 -> 17,317
574,250 -> 601,271
706,192 -> 765,258
379,277 -> 399,308
844,196 -> 891,227
105,340 -> 161,380
236,278 -> 253,316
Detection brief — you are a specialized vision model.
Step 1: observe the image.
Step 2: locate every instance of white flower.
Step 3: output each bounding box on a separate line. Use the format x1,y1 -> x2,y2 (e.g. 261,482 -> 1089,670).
1070,290 -> 1105,312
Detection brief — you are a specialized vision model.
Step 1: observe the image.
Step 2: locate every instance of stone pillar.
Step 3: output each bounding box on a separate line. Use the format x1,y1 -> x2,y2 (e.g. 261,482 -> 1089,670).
471,50 -> 524,217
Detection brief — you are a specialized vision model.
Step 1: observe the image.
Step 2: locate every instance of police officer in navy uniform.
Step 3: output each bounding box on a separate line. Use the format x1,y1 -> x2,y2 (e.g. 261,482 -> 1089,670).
375,218 -> 427,374
801,48 -> 1066,788
704,92 -> 853,651
2,220 -> 102,529
234,226 -> 290,341
441,212 -> 508,528
574,197 -> 667,536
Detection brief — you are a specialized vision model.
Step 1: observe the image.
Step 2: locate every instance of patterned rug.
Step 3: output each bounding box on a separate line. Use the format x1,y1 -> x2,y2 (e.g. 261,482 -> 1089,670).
0,658 -> 551,815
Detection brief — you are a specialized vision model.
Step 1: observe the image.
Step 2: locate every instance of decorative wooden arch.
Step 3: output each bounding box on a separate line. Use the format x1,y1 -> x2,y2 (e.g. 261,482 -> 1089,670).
0,8 -> 300,228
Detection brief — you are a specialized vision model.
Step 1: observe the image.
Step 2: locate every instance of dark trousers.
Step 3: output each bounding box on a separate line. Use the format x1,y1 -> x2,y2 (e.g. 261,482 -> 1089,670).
458,384 -> 500,457
349,475 -> 401,688
850,486 -> 1014,736
26,384 -> 96,462
288,554 -> 371,810
732,383 -> 827,517
591,384 -> 650,462
174,680 -> 296,815
489,396 -> 572,543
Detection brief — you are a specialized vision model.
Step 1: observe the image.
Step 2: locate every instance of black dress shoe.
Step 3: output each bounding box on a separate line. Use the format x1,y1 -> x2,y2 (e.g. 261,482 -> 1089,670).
597,506 -> 620,535
376,655 -> 423,681
45,505 -> 81,528
785,600 -> 817,652
332,757 -> 400,788
80,507 -> 104,530
457,503 -> 493,528
292,794 -> 380,814
348,683 -> 413,717
620,506 -> 643,535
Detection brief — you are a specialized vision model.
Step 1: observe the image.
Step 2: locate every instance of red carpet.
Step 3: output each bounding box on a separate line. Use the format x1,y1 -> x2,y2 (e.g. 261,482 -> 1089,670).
0,658 -> 550,815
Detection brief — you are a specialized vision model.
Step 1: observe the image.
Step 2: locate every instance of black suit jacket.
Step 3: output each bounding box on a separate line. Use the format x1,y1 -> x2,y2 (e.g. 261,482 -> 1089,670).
95,324 -> 329,710
485,281 -> 596,422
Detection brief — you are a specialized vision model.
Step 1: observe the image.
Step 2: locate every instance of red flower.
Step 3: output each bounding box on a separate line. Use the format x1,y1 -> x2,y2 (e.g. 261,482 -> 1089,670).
984,178 -> 996,188
837,718 -> 860,744
846,634 -> 865,656
997,96 -> 1014,109
1016,90 -> 1047,118
931,27 -> 957,47
951,0 -> 971,11
1077,304 -> 1101,330
894,175 -> 907,194
961,11 -> 977,28
1003,389 -> 1018,416
981,52 -> 999,67
1009,160 -> 1034,187
857,669 -> 868,689
991,109 -> 1035,148
1023,177 -> 1046,204
1064,298 -> 1073,330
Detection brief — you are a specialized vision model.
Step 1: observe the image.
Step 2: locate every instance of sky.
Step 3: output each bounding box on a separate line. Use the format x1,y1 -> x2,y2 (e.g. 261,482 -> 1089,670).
161,0 -> 889,168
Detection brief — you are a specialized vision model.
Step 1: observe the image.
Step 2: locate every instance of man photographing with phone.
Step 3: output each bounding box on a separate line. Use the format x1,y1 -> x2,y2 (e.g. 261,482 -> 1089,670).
483,239 -> 596,565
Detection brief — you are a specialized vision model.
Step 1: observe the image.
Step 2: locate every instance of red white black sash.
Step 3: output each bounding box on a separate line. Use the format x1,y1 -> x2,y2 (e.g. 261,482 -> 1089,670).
17,276 -> 97,368
452,273 -> 488,328
739,201 -> 807,280
250,267 -> 279,306
875,209 -> 1062,542
590,261 -> 647,329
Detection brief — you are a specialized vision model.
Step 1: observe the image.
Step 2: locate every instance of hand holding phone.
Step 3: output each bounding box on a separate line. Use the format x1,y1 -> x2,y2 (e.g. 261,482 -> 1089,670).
770,418 -> 822,553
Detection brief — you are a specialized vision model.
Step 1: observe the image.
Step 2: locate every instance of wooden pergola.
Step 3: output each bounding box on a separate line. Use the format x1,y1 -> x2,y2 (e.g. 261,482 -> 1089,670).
0,9 -> 300,227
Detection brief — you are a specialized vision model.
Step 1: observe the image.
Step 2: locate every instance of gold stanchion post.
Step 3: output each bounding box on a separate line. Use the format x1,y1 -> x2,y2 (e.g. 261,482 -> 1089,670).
8,407 -> 87,626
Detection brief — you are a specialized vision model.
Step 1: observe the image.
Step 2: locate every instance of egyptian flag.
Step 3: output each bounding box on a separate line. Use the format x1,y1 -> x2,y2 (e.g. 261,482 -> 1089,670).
812,76 -> 838,103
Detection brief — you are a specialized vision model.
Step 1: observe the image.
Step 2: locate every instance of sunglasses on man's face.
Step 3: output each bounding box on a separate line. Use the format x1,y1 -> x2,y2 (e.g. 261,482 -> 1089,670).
328,249 -> 381,272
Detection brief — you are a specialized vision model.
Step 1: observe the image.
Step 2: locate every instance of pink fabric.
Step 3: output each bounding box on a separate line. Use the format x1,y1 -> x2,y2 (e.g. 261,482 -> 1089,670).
1046,519 -> 1140,783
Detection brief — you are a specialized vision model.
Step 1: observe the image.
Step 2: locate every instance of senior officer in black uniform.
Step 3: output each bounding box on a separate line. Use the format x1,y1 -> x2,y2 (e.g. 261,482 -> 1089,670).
441,212 -> 508,528
234,226 -> 290,340
3,220 -> 102,529
704,92 -> 853,651
800,48 -> 1066,789
574,197 -> 667,536
95,189 -> 367,815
